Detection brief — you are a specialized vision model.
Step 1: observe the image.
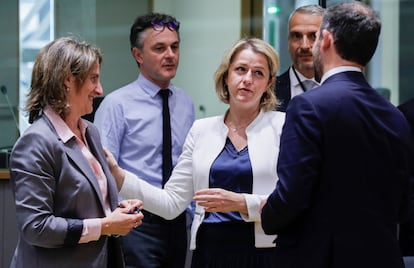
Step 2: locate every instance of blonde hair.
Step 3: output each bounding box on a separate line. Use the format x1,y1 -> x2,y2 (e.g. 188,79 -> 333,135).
214,38 -> 279,111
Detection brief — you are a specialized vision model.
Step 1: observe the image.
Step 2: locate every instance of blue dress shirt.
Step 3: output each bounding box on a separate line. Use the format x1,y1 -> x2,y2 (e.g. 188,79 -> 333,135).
94,74 -> 195,188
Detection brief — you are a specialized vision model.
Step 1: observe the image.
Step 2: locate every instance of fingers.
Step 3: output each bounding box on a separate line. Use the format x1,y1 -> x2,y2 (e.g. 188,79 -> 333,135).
119,212 -> 144,235
194,188 -> 222,196
111,201 -> 144,235
194,188 -> 225,210
194,188 -> 222,202
102,209 -> 144,236
193,189 -> 245,213
118,199 -> 143,212
133,219 -> 142,228
128,212 -> 143,233
128,199 -> 143,210
195,199 -> 226,212
103,147 -> 117,171
103,146 -> 110,156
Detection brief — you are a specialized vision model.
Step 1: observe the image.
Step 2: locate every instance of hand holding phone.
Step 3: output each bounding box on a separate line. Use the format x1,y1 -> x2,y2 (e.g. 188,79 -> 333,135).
128,207 -> 140,214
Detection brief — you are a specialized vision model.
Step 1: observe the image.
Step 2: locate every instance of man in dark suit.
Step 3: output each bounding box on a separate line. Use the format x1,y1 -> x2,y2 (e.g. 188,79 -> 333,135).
262,2 -> 414,268
399,98 -> 414,133
398,97 -> 414,257
275,5 -> 323,112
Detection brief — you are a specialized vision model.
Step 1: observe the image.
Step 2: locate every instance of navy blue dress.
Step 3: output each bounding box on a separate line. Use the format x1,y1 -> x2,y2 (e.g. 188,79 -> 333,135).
191,138 -> 275,268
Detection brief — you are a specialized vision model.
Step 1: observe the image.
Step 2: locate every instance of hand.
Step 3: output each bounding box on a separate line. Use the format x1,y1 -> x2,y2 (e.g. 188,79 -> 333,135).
101,199 -> 144,236
118,199 -> 143,214
103,147 -> 125,190
193,188 -> 247,214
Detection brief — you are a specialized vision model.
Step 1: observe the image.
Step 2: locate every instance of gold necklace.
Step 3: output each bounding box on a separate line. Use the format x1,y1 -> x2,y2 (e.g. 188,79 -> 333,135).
227,121 -> 248,132
226,110 -> 259,132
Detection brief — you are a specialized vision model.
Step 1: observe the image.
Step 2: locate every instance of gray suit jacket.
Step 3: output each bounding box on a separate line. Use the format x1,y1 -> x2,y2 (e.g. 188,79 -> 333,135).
9,114 -> 123,268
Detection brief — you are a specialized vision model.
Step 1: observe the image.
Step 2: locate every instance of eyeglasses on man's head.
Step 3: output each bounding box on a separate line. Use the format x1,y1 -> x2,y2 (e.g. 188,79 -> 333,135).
151,20 -> 180,32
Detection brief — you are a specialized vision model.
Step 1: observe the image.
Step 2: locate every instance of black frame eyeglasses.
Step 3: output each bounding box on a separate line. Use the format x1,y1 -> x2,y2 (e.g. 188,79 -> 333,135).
151,21 -> 180,32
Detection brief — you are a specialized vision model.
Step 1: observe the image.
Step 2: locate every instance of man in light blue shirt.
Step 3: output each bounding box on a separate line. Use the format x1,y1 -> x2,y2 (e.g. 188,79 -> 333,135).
94,12 -> 195,268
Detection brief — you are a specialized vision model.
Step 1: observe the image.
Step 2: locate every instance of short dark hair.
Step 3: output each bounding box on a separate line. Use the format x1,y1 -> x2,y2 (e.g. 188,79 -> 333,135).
320,2 -> 381,66
129,12 -> 180,51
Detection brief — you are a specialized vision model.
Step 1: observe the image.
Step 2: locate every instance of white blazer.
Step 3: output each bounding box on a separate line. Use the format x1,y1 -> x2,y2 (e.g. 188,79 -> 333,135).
120,109 -> 285,249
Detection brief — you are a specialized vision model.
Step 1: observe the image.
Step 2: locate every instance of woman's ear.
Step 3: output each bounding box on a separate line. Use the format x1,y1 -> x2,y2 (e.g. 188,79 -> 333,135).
64,74 -> 75,89
268,76 -> 275,89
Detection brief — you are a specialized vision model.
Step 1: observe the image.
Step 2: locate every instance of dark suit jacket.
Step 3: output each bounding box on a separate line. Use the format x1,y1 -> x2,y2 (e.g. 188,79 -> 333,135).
262,71 -> 414,268
399,98 -> 414,134
275,69 -> 291,112
398,98 -> 414,256
10,115 -> 124,268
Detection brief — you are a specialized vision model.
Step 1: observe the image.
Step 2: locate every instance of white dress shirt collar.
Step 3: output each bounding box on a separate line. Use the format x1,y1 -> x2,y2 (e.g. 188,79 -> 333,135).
289,67 -> 319,98
320,66 -> 362,84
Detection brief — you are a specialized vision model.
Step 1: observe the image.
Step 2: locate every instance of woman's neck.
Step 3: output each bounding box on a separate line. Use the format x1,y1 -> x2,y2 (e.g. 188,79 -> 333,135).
225,107 -> 260,131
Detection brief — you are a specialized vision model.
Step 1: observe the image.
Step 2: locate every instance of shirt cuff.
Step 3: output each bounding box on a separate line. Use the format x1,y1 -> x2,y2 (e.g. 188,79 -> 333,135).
241,193 -> 265,222
79,218 -> 102,243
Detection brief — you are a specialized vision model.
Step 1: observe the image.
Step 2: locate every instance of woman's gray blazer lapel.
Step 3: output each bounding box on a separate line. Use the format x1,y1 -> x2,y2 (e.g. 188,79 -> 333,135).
84,121 -> 119,210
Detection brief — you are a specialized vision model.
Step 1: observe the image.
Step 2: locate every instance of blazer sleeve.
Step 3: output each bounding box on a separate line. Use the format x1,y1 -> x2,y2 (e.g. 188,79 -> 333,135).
119,121 -> 198,219
242,112 -> 285,222
10,128 -> 83,248
261,96 -> 322,234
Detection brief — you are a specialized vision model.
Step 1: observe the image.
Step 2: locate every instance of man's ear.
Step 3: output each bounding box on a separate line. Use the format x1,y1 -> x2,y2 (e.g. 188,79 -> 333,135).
132,47 -> 143,65
321,29 -> 333,50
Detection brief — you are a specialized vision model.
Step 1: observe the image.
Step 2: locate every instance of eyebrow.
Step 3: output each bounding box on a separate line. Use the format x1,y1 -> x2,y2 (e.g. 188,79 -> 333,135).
151,40 -> 179,47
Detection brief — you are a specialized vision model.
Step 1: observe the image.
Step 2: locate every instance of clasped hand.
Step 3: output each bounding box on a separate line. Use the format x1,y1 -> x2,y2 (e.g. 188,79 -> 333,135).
193,188 -> 247,214
101,199 -> 144,236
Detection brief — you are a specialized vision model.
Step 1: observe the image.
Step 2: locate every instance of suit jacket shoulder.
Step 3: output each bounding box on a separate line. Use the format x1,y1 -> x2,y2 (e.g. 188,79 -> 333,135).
275,69 -> 291,112
398,98 -> 414,133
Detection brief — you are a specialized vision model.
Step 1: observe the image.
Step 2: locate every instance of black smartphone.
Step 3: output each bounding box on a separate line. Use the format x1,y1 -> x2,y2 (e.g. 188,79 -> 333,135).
128,207 -> 140,214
